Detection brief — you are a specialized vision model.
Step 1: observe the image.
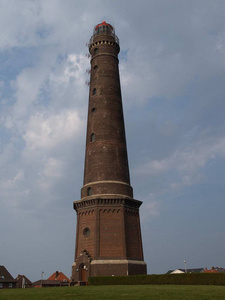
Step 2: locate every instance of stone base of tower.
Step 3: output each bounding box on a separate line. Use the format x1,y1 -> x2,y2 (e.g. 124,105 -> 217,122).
71,197 -> 147,282
71,256 -> 147,282
90,259 -> 147,277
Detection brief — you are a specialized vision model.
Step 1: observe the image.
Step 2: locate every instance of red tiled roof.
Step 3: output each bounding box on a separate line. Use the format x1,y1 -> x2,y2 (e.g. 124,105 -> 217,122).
47,271 -> 70,282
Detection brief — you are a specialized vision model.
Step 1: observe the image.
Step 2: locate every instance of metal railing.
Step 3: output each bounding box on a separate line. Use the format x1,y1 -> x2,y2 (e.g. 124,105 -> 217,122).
89,31 -> 119,46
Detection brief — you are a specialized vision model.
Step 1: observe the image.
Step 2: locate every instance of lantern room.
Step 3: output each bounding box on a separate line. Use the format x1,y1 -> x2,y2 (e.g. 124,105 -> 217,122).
89,20 -> 119,46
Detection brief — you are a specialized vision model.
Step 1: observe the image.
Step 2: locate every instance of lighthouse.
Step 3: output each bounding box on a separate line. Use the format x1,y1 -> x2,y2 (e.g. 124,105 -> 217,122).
72,21 -> 147,282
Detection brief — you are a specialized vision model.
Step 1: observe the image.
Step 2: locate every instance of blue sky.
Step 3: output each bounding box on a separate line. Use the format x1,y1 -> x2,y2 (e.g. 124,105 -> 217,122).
0,0 -> 225,281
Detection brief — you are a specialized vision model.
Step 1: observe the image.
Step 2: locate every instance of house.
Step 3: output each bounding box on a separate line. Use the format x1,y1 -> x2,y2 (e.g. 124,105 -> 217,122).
33,271 -> 70,288
202,267 -> 225,273
167,266 -> 225,274
0,266 -> 16,289
16,274 -> 33,288
33,279 -> 62,288
47,270 -> 70,284
214,267 -> 225,273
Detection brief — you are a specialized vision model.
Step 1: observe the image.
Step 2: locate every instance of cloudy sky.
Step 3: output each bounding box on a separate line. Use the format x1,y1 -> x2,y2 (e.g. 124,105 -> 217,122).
1,0 -> 225,281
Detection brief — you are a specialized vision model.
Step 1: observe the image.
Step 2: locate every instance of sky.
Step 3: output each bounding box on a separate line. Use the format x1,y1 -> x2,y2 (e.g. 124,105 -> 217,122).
0,0 -> 225,281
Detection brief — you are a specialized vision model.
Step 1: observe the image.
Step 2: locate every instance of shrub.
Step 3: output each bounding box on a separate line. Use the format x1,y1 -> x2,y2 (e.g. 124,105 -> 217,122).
88,273 -> 225,286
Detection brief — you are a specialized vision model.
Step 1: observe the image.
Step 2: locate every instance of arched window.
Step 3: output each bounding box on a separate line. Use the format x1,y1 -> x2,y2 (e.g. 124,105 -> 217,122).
87,187 -> 92,196
93,88 -> 96,95
83,227 -> 90,237
90,133 -> 95,142
94,48 -> 98,55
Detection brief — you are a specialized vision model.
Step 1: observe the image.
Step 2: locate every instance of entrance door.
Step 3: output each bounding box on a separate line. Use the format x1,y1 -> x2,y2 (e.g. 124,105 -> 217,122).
80,265 -> 87,282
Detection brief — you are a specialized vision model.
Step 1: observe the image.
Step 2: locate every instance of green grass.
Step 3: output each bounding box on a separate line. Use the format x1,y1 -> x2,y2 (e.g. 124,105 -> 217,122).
0,285 -> 225,299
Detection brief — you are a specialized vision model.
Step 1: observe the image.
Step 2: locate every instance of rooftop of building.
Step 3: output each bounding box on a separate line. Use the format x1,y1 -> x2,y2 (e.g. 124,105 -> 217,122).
0,266 -> 16,282
47,271 -> 70,282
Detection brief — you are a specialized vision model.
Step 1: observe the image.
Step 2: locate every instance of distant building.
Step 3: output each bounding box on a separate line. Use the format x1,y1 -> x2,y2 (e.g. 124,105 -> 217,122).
0,266 -> 16,289
203,267 -> 225,273
16,274 -> 32,288
167,266 -> 225,274
167,268 -> 204,274
214,267 -> 225,273
33,271 -> 70,288
33,280 -> 62,288
47,270 -> 70,283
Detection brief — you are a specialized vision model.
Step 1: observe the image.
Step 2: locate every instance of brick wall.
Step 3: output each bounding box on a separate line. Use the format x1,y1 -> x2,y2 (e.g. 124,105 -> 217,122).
99,208 -> 124,258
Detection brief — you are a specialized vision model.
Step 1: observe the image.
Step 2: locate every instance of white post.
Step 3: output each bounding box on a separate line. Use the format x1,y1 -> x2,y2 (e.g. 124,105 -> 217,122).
184,260 -> 187,273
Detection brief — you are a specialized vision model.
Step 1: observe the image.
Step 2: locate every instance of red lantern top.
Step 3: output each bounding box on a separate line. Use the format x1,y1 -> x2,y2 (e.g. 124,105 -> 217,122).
89,21 -> 119,46
95,21 -> 113,31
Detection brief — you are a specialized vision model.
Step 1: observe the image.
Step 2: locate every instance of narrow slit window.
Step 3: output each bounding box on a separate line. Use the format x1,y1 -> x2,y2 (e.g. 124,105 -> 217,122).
91,133 -> 95,142
93,88 -> 96,95
87,187 -> 92,196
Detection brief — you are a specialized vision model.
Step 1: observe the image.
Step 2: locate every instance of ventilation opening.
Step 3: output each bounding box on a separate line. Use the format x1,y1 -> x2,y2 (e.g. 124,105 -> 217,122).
87,187 -> 92,196
90,133 -> 95,142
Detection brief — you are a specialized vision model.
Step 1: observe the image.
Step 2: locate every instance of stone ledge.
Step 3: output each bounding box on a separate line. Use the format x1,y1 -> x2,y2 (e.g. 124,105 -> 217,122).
82,180 -> 131,188
91,259 -> 147,265
73,197 -> 142,210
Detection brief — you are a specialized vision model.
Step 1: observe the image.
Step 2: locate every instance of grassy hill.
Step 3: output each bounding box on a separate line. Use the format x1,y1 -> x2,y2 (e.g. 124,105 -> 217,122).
0,285 -> 225,299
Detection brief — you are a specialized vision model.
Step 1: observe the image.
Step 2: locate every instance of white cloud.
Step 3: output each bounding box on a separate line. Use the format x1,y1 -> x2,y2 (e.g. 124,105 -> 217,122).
43,157 -> 64,178
2,170 -> 24,190
23,110 -> 83,151
136,135 -> 225,188
0,81 -> 4,96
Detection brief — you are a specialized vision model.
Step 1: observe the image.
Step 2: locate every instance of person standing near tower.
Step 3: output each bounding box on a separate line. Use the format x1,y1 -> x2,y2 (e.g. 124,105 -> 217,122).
72,21 -> 147,283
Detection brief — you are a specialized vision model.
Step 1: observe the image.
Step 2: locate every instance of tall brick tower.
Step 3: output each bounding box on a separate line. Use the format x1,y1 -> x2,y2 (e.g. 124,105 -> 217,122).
72,21 -> 147,282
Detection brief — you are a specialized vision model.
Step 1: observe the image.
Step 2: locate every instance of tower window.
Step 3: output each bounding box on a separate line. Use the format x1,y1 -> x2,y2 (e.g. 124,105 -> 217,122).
90,133 -> 95,142
93,65 -> 98,70
87,187 -> 92,196
94,48 -> 98,55
93,88 -> 96,95
83,227 -> 90,237
91,107 -> 96,112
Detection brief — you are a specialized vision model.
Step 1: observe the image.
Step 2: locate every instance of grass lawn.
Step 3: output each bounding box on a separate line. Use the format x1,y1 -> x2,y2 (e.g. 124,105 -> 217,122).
0,285 -> 225,299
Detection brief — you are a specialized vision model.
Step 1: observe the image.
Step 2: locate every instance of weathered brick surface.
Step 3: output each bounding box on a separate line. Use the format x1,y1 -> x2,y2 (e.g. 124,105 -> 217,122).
99,209 -> 124,257
81,182 -> 133,199
76,210 -> 96,259
125,210 -> 143,260
91,263 -> 128,277
83,35 -> 131,197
